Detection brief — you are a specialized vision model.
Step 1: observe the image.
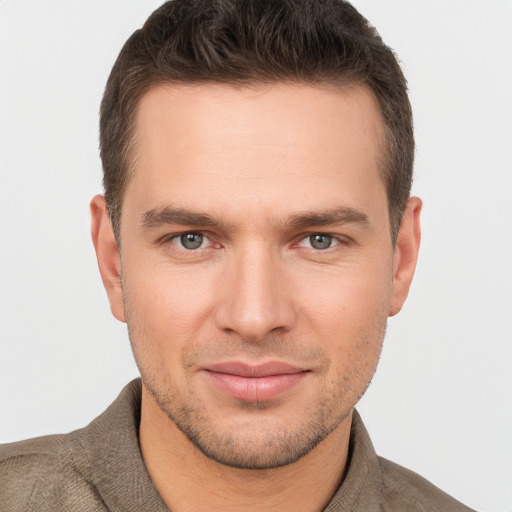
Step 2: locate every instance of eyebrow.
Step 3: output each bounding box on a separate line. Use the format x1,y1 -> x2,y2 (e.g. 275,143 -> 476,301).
141,205 -> 369,231
141,207 -> 224,229
286,207 -> 369,229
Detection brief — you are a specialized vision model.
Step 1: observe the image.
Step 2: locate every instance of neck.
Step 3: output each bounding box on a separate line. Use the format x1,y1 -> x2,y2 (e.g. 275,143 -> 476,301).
139,386 -> 352,512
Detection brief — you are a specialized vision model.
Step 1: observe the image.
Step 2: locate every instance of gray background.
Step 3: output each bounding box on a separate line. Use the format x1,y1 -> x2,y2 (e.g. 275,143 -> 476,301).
1,1 -> 511,510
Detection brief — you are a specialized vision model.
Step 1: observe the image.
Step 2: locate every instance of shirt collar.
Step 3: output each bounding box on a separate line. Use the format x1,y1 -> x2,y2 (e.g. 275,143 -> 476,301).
74,379 -> 383,512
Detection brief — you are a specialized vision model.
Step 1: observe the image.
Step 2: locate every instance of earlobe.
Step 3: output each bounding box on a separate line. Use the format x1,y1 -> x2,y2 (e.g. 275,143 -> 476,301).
90,195 -> 126,323
389,197 -> 422,317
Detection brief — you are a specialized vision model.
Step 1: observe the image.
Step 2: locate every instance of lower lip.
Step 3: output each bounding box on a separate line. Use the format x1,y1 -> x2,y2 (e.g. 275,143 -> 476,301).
204,371 -> 308,401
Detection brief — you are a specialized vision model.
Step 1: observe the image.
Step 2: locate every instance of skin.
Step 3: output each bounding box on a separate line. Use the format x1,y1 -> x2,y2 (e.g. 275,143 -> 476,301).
91,82 -> 421,512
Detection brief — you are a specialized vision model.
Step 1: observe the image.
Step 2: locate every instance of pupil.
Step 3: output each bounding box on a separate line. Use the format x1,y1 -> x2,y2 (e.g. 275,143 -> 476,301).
310,234 -> 332,250
181,233 -> 203,249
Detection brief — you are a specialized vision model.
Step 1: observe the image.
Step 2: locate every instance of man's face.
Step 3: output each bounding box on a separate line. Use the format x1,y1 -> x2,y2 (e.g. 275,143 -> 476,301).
101,83 -> 412,469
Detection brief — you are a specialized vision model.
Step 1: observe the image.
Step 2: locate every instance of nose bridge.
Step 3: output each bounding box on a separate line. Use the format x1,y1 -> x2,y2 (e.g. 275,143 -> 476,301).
215,241 -> 296,340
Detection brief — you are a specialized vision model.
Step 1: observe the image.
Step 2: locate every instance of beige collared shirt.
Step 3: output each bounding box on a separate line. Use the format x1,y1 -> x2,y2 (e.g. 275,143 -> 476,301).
0,380 -> 476,511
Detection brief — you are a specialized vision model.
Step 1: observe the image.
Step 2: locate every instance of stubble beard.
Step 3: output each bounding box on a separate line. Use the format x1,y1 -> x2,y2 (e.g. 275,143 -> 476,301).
141,370 -> 345,470
128,330 -> 384,470
123,285 -> 386,470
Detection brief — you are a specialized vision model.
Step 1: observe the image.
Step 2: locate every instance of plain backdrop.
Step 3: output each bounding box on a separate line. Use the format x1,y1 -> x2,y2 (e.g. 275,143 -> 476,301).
0,1 -> 511,511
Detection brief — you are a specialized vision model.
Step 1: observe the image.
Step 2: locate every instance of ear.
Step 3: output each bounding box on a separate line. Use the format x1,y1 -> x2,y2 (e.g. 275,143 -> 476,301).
90,195 -> 126,323
389,197 -> 422,317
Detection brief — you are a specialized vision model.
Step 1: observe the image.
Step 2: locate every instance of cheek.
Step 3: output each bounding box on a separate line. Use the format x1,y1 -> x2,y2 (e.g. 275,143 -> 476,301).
296,261 -> 392,365
305,280 -> 388,404
126,259 -> 199,313
121,258 -> 221,353
297,260 -> 393,324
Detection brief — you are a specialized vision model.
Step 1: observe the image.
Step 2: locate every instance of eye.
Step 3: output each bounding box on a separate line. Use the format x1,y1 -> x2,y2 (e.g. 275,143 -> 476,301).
297,234 -> 340,250
172,232 -> 209,250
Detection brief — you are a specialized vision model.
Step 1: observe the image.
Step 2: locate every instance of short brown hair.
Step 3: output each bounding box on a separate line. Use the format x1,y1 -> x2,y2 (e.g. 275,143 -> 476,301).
100,0 -> 414,242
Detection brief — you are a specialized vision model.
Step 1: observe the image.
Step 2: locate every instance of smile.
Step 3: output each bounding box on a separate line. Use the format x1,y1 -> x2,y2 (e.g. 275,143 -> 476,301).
203,362 -> 310,402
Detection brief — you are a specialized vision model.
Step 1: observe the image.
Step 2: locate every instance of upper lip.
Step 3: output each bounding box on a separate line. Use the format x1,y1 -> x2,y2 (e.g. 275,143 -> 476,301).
204,361 -> 307,378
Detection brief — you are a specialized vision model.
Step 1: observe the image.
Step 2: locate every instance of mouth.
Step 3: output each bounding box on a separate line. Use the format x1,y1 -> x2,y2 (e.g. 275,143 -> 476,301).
202,361 -> 310,402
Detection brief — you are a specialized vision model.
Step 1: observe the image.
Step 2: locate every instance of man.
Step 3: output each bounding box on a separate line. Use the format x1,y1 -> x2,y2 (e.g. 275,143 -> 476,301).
0,1 -> 476,510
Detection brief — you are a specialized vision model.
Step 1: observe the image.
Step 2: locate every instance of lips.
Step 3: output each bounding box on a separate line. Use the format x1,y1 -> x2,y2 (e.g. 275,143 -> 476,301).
203,362 -> 309,402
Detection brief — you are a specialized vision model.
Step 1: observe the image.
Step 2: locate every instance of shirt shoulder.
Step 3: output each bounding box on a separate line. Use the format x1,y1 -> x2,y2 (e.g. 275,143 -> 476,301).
0,432 -> 106,512
379,456 -> 477,512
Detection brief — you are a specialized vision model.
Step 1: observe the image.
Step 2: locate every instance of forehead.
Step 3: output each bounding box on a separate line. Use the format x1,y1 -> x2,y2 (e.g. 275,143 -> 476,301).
125,82 -> 387,221
133,82 -> 385,158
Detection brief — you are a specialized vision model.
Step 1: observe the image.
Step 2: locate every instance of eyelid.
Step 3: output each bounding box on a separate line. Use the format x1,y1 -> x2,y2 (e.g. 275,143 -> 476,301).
294,232 -> 350,249
157,230 -> 350,251
174,232 -> 209,250
157,229 -> 221,253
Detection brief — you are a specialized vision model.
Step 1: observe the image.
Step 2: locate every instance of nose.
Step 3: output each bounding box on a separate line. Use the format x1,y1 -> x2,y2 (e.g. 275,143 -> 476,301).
214,244 -> 297,341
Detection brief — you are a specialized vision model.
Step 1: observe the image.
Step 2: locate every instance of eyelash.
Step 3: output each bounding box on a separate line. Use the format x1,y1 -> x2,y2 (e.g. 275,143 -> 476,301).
161,231 -> 349,253
296,234 -> 342,250
163,232 -> 219,251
